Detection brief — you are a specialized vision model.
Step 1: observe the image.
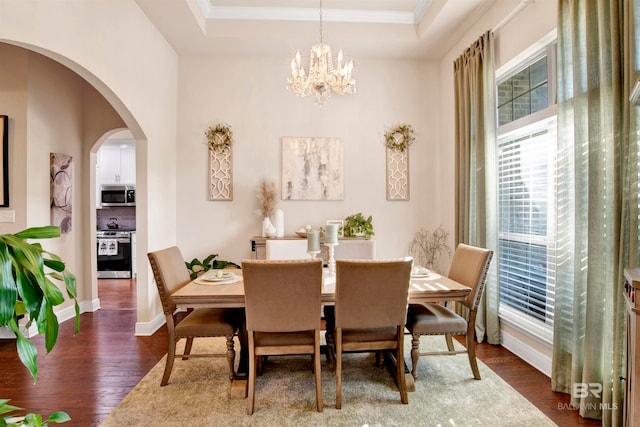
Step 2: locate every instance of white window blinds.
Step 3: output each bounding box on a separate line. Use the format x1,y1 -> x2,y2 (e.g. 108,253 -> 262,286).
497,116 -> 557,325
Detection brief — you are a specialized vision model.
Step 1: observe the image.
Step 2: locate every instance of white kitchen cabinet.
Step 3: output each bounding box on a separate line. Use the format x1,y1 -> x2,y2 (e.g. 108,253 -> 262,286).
98,144 -> 136,184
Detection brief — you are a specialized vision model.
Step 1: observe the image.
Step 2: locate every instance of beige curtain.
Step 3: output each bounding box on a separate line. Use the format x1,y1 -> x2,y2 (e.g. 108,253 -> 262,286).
454,31 -> 500,344
553,0 -> 639,424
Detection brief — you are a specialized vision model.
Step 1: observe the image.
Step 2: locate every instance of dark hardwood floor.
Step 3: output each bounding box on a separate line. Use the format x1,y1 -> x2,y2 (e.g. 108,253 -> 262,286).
0,279 -> 601,426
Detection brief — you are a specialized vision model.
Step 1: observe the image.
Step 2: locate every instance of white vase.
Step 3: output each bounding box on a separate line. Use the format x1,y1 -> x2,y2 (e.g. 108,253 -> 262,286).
262,217 -> 272,238
274,209 -> 284,237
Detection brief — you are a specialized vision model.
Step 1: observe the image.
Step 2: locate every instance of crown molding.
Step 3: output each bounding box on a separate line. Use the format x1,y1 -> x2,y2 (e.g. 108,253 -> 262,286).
195,0 -> 431,25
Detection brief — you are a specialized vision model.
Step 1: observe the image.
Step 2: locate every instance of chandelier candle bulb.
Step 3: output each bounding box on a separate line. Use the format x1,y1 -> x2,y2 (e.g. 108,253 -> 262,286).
307,230 -> 320,252
325,224 -> 339,244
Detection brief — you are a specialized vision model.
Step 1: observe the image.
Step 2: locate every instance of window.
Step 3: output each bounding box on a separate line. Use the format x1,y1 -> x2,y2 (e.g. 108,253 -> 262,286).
498,56 -> 549,126
497,117 -> 556,325
496,43 -> 557,332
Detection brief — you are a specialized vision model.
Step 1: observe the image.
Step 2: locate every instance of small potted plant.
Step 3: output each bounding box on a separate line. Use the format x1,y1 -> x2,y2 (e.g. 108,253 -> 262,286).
343,213 -> 374,239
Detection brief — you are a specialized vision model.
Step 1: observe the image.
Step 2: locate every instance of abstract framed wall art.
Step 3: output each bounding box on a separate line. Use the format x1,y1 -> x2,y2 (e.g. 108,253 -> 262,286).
281,137 -> 344,200
50,153 -> 73,233
0,115 -> 8,207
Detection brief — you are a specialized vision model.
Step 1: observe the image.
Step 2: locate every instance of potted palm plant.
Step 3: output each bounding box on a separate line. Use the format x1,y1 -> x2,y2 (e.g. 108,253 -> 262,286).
0,226 -> 79,425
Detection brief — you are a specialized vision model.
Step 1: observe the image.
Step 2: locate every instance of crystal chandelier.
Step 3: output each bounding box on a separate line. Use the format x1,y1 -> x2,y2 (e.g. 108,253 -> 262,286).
287,0 -> 356,106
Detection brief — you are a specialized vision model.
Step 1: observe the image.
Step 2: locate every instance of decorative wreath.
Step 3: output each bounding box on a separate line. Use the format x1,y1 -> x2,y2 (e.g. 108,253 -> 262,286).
384,123 -> 415,152
205,123 -> 233,152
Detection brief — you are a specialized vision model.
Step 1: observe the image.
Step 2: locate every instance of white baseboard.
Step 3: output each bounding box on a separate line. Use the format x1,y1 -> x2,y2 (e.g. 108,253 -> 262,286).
0,327 -> 16,339
501,327 -> 552,377
134,312 -> 165,336
0,298 -> 102,340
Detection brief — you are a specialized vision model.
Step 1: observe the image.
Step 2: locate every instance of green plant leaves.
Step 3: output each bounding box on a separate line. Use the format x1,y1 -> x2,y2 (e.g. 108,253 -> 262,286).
0,398 -> 71,425
343,212 -> 375,238
14,227 -> 61,240
0,226 -> 78,382
185,254 -> 240,280
0,242 -> 17,324
10,317 -> 38,382
44,411 -> 71,424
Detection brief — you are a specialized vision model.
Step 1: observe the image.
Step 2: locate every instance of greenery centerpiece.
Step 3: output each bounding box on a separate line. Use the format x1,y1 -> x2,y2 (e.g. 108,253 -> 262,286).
408,226 -> 453,273
0,226 -> 78,425
205,123 -> 233,152
384,123 -> 415,152
343,213 -> 374,239
185,254 -> 240,281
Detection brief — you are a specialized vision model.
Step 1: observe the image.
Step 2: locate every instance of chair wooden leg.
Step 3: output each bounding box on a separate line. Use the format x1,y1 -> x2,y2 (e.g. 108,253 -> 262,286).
161,337 -> 177,386
225,335 -> 236,382
182,337 -> 194,360
410,333 -> 420,379
336,329 -> 343,409
247,334 -> 256,415
324,307 -> 336,369
258,355 -> 264,375
397,329 -> 408,404
375,351 -> 384,366
466,333 -> 481,380
445,334 -> 455,352
314,331 -> 323,412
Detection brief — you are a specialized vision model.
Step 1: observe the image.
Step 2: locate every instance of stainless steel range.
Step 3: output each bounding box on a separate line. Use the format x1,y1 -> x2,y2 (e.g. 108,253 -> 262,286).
97,230 -> 132,279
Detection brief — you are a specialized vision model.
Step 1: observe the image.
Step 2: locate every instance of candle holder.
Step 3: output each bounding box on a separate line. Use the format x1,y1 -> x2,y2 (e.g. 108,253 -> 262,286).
324,242 -> 338,275
307,250 -> 321,259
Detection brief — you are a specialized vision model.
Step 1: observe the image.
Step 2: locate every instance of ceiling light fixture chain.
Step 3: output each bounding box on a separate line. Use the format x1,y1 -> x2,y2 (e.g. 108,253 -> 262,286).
287,0 -> 356,106
319,0 -> 323,45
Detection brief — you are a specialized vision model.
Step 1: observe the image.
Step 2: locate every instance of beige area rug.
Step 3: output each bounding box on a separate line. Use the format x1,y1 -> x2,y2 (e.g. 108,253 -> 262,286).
102,336 -> 557,426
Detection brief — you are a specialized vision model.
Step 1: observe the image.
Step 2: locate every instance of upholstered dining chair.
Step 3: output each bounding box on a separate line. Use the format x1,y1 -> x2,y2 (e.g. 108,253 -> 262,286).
333,257 -> 413,409
241,258 -> 324,415
405,243 -> 493,380
323,241 -> 376,366
147,246 -> 242,386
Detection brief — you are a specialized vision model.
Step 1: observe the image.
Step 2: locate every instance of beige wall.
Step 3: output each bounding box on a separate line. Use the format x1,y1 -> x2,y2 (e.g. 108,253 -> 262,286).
0,44 -> 28,233
0,0 -> 558,337
0,44 -> 127,310
176,55 -> 443,263
0,0 -> 178,332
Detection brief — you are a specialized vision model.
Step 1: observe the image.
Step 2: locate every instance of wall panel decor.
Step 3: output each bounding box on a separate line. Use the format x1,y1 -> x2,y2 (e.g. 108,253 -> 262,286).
386,148 -> 409,200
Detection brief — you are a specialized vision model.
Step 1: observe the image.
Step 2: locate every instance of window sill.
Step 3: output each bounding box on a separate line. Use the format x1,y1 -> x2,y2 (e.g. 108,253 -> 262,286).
499,305 -> 553,346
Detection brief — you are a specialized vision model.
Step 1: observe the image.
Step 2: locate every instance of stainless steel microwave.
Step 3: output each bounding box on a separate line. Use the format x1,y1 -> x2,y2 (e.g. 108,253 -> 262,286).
101,184 -> 135,206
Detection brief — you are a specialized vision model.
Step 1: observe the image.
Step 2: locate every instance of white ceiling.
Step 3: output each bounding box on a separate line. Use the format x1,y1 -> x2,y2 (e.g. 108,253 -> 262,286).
135,0 -> 495,60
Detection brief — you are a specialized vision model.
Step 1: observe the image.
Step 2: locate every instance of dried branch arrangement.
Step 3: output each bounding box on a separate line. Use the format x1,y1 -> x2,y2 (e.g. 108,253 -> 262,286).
255,178 -> 277,218
408,226 -> 453,273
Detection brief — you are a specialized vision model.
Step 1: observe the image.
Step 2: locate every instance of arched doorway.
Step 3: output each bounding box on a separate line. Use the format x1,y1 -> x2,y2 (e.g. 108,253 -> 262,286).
95,129 -> 137,310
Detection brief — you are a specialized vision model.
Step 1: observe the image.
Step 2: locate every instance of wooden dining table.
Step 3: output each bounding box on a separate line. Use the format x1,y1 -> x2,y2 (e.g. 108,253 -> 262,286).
171,268 -> 471,397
